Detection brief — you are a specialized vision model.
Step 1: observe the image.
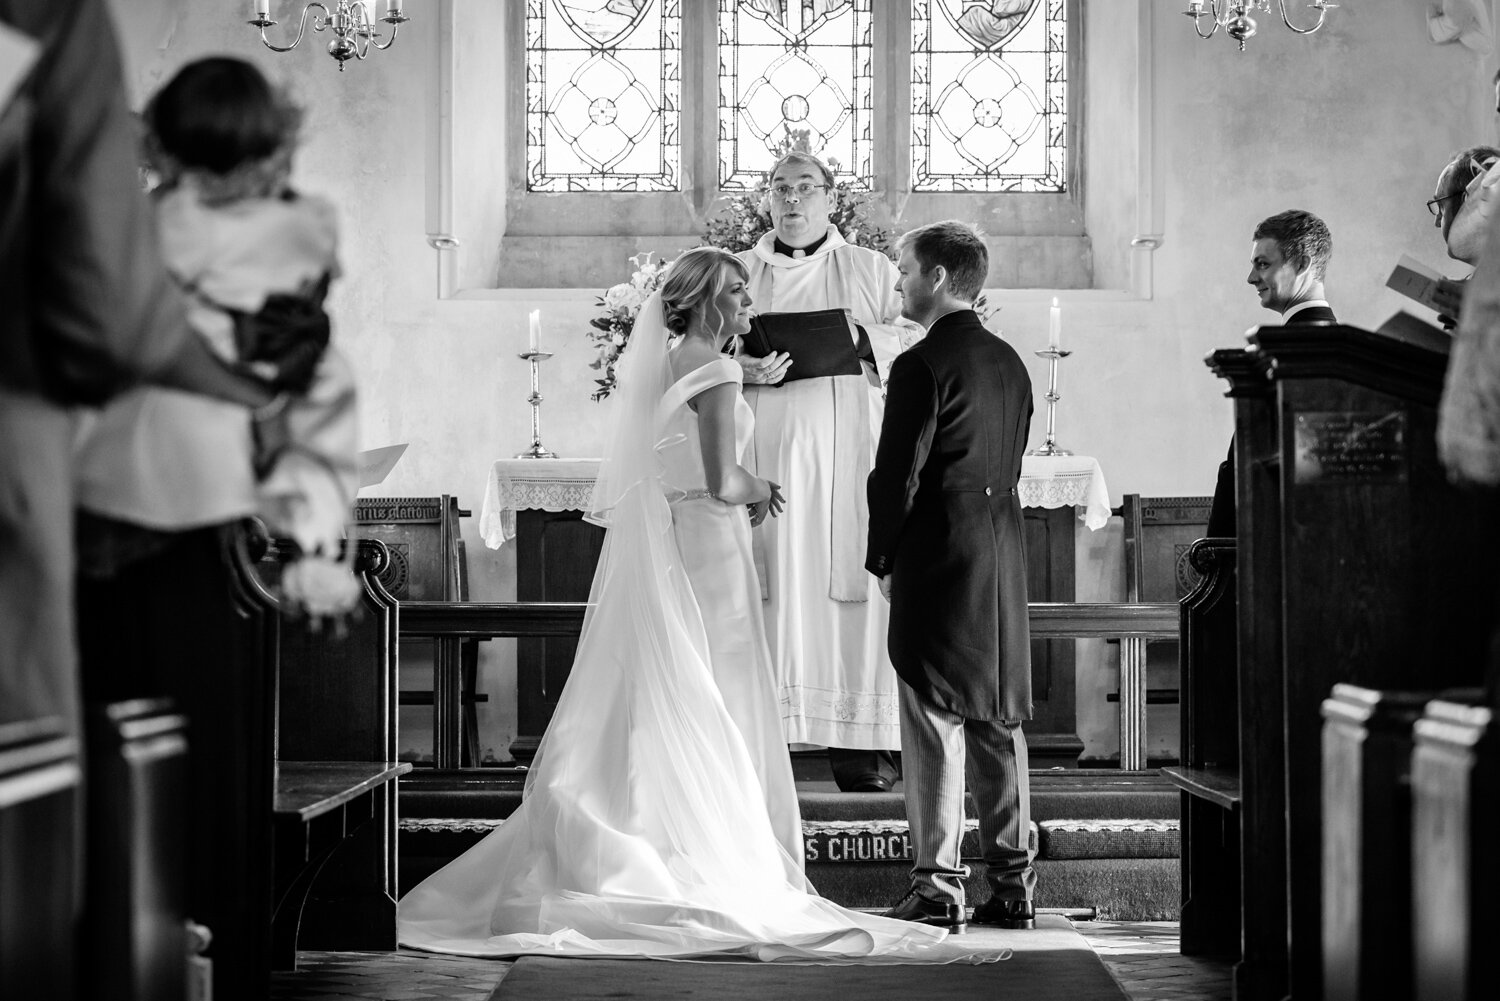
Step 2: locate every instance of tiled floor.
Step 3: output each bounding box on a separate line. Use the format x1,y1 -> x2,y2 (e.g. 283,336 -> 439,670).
1079,921 -> 1233,1000
270,920 -> 1233,1000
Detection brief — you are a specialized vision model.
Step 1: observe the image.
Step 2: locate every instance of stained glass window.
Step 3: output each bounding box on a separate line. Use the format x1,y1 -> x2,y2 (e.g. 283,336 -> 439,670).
525,0 -> 681,192
911,0 -> 1066,193
718,1 -> 873,191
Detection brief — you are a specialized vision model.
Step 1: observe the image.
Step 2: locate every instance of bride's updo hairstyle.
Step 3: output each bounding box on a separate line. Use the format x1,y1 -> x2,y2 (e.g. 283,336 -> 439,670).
660,247 -> 749,337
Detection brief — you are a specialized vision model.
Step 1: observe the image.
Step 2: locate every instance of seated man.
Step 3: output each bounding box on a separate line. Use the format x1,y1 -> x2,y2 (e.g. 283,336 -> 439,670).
1206,210 -> 1335,538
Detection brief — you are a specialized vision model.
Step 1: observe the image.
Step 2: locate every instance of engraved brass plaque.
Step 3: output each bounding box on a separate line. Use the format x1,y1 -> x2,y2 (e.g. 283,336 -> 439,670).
1293,411 -> 1408,485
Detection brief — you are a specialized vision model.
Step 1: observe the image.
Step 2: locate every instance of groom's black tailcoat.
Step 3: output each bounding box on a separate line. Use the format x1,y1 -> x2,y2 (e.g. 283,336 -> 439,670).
865,308 -> 1034,721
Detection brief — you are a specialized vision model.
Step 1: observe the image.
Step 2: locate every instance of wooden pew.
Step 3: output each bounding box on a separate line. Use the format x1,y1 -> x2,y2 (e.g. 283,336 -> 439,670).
1206,325 -> 1496,1000
1319,685 -> 1450,1001
1411,697 -> 1498,1001
250,535 -> 412,967
1160,537 -> 1238,960
0,716 -> 80,1001
354,496 -> 484,769
81,698 -> 190,1001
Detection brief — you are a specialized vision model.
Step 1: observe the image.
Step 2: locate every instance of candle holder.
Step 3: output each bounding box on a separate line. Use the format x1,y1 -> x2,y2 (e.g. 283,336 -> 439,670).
1026,346 -> 1073,457
516,350 -> 559,459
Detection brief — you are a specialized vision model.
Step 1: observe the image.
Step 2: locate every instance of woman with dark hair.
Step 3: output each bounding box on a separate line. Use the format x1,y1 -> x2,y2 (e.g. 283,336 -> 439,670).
397,248 -> 1002,964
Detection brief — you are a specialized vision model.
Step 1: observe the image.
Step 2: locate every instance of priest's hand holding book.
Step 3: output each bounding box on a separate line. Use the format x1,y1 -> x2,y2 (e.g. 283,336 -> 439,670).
735,308 -> 875,386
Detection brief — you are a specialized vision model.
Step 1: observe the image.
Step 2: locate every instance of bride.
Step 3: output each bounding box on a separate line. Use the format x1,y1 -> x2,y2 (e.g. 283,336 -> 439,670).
397,248 -> 1005,963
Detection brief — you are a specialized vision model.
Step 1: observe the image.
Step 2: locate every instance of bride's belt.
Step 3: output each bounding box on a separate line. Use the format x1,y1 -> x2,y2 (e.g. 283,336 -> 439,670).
665,486 -> 717,505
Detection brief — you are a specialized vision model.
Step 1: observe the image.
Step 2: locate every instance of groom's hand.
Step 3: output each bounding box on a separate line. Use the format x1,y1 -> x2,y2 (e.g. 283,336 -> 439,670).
878,574 -> 892,603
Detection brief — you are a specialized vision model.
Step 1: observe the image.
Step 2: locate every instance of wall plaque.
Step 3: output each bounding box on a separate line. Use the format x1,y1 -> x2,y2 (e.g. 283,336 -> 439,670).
1293,411 -> 1408,485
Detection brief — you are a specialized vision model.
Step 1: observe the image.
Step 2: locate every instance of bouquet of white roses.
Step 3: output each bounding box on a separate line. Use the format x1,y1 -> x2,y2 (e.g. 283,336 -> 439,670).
587,251 -> 671,401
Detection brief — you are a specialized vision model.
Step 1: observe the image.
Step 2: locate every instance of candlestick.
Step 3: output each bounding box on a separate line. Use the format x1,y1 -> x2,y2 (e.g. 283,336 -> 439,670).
1048,297 -> 1061,349
515,350 -> 559,459
1025,346 -> 1073,457
528,309 -> 541,353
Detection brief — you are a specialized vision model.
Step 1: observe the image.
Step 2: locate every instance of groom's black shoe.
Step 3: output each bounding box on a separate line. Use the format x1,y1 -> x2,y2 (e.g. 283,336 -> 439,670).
883,890 -> 967,933
971,898 -> 1036,929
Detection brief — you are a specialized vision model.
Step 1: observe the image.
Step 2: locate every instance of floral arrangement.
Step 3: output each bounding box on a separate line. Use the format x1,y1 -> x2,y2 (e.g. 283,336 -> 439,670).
587,251 -> 671,401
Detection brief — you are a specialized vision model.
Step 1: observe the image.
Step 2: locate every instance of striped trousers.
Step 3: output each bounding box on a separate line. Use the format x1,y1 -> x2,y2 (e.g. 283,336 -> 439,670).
897,680 -> 1036,906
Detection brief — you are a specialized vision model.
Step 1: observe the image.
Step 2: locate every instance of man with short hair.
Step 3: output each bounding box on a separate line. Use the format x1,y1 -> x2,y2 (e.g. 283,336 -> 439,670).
1206,209 -> 1336,537
867,220 -> 1036,933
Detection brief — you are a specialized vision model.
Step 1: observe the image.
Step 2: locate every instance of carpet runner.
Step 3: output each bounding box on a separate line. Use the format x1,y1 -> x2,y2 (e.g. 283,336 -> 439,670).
487,915 -> 1128,1000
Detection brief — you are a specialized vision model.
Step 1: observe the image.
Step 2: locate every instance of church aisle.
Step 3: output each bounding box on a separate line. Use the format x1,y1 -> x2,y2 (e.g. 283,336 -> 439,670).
269,921 -> 1230,1000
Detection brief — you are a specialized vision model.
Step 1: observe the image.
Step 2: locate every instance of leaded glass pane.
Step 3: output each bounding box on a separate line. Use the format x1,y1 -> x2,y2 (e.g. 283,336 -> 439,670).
525,0 -> 681,192
718,1 -> 873,191
911,0 -> 1066,193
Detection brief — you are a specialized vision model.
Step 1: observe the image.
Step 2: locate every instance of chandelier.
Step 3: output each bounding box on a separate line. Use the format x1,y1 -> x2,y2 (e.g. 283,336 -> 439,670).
250,1 -> 410,70
1183,1 -> 1337,52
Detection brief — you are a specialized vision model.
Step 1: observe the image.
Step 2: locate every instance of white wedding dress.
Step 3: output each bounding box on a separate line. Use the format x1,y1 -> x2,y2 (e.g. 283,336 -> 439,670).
397,340 -> 1004,964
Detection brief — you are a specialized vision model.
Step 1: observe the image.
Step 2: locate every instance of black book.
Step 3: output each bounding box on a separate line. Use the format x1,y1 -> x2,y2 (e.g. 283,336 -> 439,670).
743,308 -> 862,382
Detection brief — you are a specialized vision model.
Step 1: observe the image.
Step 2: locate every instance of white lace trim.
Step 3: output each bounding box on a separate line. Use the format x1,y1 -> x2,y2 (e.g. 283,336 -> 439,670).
779,687 -> 901,727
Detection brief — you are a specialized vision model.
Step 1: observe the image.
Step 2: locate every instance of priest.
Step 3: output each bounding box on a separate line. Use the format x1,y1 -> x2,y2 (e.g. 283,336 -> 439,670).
735,151 -> 924,792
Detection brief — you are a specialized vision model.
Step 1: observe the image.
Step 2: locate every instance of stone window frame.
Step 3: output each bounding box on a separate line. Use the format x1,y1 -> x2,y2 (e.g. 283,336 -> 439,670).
426,0 -> 1162,304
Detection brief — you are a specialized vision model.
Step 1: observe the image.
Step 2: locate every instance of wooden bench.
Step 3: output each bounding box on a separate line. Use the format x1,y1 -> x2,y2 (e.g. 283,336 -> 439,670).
1411,695 -> 1497,1001
504,503 -> 1089,768
81,699 -> 190,1001
249,533 -> 411,967
354,496 -> 485,768
1106,495 -> 1213,767
0,716 -> 80,1000
1160,537 -> 1238,960
1204,324 -> 1495,1000
400,600 -> 1177,782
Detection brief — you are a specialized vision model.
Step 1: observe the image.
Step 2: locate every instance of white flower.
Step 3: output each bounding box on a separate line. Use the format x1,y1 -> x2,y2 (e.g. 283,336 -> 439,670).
612,333 -> 625,346
281,554 -> 362,625
603,283 -> 637,312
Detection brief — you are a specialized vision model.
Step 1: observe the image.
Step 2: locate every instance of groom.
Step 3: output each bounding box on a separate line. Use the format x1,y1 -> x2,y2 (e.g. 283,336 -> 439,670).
866,221 -> 1036,933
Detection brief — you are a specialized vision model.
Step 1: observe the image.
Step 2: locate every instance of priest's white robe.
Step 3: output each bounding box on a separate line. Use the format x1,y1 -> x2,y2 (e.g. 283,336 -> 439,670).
737,227 -> 923,750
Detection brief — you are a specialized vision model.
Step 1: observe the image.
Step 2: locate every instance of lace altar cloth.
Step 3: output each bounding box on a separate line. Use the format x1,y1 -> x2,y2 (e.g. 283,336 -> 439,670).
482,453 -> 1112,548
479,458 -> 604,549
1018,454 -> 1112,530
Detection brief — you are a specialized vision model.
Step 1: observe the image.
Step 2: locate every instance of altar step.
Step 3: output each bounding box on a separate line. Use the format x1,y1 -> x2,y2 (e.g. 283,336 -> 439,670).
397,768 -> 1181,920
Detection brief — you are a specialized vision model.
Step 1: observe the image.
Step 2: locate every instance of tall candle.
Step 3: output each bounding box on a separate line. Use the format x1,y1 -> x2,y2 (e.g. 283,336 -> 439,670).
529,309 -> 541,352
254,0 -> 270,18
1048,297 -> 1061,349
385,0 -> 404,15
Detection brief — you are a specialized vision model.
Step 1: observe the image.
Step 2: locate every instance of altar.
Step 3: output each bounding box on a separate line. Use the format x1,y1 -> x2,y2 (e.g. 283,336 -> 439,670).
481,454 -> 1110,764
480,454 -> 1112,549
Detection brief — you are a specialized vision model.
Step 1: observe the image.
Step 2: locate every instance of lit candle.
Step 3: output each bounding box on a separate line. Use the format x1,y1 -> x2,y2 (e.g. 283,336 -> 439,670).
529,309 -> 541,353
385,0 -> 403,14
254,0 -> 270,18
1048,297 -> 1061,349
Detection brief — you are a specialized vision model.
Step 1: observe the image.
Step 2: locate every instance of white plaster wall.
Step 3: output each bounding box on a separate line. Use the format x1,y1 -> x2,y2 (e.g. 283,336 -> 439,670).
111,0 -> 1497,762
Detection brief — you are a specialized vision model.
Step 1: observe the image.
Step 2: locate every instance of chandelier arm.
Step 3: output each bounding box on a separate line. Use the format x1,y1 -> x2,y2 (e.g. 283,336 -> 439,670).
1276,0 -> 1329,34
253,2 -> 331,54
368,20 -> 401,52
1186,0 -> 1223,40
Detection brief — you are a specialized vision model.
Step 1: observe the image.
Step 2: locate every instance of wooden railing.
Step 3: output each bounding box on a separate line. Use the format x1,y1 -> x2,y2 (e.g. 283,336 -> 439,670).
400,600 -> 1178,771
